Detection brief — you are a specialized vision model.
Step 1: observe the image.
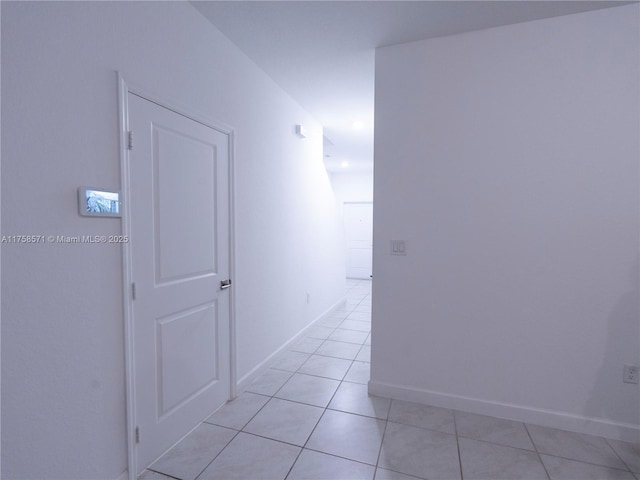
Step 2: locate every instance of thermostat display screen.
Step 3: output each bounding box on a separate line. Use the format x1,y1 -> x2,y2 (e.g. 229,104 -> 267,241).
79,187 -> 121,217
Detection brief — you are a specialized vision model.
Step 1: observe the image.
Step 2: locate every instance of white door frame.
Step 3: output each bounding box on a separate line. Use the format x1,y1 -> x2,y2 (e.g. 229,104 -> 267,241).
117,73 -> 237,480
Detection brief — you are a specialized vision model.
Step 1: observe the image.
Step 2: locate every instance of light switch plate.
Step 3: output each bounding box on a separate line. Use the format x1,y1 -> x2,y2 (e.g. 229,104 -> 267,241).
390,239 -> 407,256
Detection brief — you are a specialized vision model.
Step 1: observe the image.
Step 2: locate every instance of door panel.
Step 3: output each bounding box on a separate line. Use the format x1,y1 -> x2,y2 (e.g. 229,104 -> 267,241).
128,93 -> 230,474
154,126 -> 217,282
344,202 -> 373,279
156,302 -> 218,418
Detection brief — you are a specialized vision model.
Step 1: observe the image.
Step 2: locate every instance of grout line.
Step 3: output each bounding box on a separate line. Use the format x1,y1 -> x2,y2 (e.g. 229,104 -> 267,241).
303,446 -> 380,468
283,449 -> 304,479
455,433 -> 549,455
325,406 -> 389,422
604,436 -> 635,473
270,396 -> 337,410
205,394 -> 272,433
320,335 -> 369,345
523,423 -> 552,480
144,469 -> 182,480
283,371 -> 351,478
522,423 -> 636,478
373,466 -> 425,479
373,413 -> 389,474
382,417 -> 462,439
238,429 -> 309,450
257,370 -> 295,398
276,369 -> 349,383
536,451 -> 638,475
452,409 -> 465,480
192,428 -> 240,480
305,350 -> 365,361
523,423 -> 540,454
373,394 -> 393,475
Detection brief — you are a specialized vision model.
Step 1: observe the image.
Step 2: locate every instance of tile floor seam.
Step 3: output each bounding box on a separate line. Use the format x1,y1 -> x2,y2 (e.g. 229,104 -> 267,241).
337,327 -> 371,334
520,423 -> 554,480
271,393 -> 339,410
300,410 -> 384,467
321,449 -> 381,468
604,436 -> 637,474
325,340 -> 367,346
523,422 -> 540,454
523,422 -> 636,475
384,418 -> 456,437
453,406 -> 465,480
266,394 -> 333,413
295,369 -> 386,472
298,407 -> 330,452
326,377 -> 348,411
203,419 -> 241,431
191,428 -> 240,480
303,446 -> 381,468
356,343 -> 367,357
146,468 -> 182,480
287,383 -> 346,477
287,365 -> 353,382
456,433 -> 543,454
231,392 -> 272,431
384,396 -> 392,420
298,376 -> 380,466
325,405 -> 388,421
236,429 -> 307,450
307,351 -> 362,361
271,368 -> 347,407
270,371 -> 296,399
537,452 -> 552,480
343,379 -> 369,386
323,337 -> 367,345
374,414 -> 390,473
283,448 -> 305,480
539,451 -> 636,473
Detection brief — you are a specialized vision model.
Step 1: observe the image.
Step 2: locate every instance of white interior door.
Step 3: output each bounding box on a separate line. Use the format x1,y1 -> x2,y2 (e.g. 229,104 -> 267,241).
128,93 -> 231,473
344,202 -> 373,279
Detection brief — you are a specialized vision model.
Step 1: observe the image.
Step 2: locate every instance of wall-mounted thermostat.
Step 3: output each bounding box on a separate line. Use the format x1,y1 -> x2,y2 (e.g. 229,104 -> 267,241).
78,187 -> 121,217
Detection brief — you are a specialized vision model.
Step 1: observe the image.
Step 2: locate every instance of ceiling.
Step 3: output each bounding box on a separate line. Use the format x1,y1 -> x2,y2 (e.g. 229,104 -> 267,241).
192,1 -> 631,173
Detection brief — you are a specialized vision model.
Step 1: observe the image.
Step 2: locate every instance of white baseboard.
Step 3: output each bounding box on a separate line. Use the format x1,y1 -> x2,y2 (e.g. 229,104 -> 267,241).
368,380 -> 640,444
236,297 -> 347,394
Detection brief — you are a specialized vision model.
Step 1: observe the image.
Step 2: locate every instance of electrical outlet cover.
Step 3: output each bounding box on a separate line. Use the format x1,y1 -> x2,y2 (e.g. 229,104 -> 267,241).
623,365 -> 639,384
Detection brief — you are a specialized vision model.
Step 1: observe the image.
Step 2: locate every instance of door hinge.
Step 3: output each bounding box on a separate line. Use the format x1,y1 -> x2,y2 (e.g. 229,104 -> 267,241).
135,426 -> 140,443
127,131 -> 133,150
131,282 -> 136,300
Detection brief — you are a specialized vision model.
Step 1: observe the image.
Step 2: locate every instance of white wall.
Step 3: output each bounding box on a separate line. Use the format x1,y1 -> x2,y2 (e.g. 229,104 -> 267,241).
1,2 -> 344,479
331,171 -> 374,205
372,4 -> 639,442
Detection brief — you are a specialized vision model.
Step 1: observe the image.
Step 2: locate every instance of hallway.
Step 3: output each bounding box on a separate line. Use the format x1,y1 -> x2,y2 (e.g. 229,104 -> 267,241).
140,279 -> 639,480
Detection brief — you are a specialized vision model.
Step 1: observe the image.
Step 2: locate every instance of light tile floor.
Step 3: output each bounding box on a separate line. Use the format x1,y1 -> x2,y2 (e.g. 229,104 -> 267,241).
140,279 -> 640,480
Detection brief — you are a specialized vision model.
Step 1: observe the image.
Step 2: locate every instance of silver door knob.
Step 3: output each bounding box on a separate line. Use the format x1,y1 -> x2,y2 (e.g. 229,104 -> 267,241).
220,279 -> 232,290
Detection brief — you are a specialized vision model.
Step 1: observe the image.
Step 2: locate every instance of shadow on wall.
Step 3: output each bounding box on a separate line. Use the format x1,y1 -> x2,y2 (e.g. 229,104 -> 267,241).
586,256 -> 640,441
